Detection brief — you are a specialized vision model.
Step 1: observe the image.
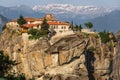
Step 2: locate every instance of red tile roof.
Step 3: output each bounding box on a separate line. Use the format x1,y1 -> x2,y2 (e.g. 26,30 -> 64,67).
36,18 -> 44,21
23,23 -> 40,28
24,17 -> 37,22
47,21 -> 69,25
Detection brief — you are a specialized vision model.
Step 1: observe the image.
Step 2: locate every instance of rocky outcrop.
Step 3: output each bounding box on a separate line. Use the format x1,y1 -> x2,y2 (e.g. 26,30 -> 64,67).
0,25 -> 117,80
112,31 -> 120,80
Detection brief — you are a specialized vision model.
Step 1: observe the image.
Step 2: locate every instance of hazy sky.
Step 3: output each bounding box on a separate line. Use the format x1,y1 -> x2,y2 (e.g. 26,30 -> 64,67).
0,0 -> 120,8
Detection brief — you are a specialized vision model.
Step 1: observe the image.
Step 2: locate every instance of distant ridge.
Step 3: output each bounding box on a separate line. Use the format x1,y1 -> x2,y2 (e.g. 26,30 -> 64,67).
89,10 -> 120,32
0,14 -> 8,32
0,5 -> 45,19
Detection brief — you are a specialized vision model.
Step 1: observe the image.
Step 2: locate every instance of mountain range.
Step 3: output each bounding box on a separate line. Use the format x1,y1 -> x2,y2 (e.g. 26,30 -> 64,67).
89,10 -> 120,32
0,5 -> 45,19
0,14 -> 8,32
33,4 -> 113,19
0,4 -> 120,32
33,4 -> 115,23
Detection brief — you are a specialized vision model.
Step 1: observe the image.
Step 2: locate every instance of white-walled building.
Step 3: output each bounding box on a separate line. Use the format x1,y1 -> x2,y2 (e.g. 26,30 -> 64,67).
6,14 -> 73,34
48,21 -> 70,33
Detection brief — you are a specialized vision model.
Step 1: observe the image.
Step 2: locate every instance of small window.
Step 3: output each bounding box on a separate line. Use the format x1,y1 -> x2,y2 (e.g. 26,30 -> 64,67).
54,25 -> 56,29
56,26 -> 58,29
64,26 -> 66,29
61,26 -> 63,29
53,25 -> 55,29
50,25 -> 53,29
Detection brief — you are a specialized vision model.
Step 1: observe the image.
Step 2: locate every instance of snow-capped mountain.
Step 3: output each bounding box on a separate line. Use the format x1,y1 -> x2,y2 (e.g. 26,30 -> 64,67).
33,4 -> 114,19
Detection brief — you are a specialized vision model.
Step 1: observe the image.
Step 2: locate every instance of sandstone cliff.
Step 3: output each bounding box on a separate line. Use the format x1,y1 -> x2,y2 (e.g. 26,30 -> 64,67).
112,31 -> 120,80
0,25 -> 117,80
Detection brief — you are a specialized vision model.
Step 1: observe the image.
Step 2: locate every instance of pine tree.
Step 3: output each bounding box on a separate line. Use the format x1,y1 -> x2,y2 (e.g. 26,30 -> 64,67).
17,15 -> 26,26
41,18 -> 49,30
40,18 -> 49,35
84,22 -> 93,29
78,24 -> 82,31
0,50 -> 17,77
69,21 -> 74,30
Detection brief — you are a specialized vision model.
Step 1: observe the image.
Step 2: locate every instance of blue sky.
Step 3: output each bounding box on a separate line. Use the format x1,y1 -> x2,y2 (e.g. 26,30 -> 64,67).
0,0 -> 120,8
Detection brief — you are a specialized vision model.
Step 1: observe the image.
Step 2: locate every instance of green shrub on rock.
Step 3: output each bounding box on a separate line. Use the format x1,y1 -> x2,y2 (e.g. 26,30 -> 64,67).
99,31 -> 110,43
28,29 -> 49,40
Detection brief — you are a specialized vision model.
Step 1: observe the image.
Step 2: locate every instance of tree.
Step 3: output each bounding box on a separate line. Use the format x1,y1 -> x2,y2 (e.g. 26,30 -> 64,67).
40,18 -> 49,36
41,18 -> 49,30
28,29 -> 40,40
2,24 -> 6,31
74,24 -> 78,31
0,50 -> 28,80
28,29 -> 39,36
0,50 -> 18,77
74,24 -> 82,31
84,22 -> 93,29
99,31 -> 110,43
17,15 -> 26,26
69,21 -> 74,30
78,24 -> 82,31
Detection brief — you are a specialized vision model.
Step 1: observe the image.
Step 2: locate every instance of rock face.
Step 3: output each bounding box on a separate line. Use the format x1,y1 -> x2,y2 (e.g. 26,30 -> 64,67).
0,25 -> 117,80
112,31 -> 120,80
